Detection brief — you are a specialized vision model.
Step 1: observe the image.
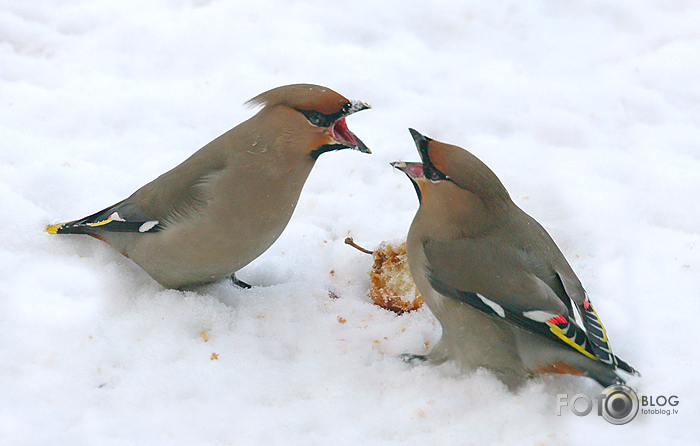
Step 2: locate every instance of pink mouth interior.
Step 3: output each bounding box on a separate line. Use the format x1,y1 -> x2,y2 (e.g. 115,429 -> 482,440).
330,118 -> 358,146
405,163 -> 424,177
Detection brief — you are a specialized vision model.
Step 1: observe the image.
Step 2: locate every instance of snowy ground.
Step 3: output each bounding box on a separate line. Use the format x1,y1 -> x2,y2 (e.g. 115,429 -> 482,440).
2,0 -> 699,444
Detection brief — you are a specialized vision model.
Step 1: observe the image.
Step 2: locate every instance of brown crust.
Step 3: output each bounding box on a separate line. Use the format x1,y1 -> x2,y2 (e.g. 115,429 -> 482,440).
368,242 -> 424,314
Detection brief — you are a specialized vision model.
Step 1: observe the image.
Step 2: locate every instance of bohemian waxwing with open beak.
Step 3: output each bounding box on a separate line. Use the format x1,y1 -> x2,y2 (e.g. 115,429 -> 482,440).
392,128 -> 638,388
47,84 -> 371,289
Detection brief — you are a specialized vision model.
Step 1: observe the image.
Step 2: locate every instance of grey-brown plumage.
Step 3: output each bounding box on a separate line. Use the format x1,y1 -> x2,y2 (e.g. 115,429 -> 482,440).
392,128 -> 638,388
47,84 -> 370,289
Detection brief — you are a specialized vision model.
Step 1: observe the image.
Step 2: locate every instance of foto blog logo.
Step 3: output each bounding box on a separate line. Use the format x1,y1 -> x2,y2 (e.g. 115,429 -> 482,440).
556,385 -> 679,425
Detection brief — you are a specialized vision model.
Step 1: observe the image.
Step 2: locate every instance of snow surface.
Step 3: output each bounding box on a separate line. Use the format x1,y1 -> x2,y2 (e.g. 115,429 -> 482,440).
2,0 -> 699,444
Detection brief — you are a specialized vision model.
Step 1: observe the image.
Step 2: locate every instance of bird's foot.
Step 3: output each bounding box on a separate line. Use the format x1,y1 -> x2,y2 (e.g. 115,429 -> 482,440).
399,353 -> 429,364
230,274 -> 252,289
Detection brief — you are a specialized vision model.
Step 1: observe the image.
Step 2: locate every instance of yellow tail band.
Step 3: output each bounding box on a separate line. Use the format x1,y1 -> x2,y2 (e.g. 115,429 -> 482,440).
547,322 -> 599,362
46,223 -> 63,234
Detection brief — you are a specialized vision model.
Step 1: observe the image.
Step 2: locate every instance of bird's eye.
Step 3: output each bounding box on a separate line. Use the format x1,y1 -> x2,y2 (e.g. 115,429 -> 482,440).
308,112 -> 323,126
425,164 -> 450,183
297,109 -> 332,127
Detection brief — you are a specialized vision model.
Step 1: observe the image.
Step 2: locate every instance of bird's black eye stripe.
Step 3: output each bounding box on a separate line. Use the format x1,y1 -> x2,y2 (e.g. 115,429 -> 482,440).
424,163 -> 450,182
297,109 -> 335,127
411,129 -> 448,182
297,104 -> 352,128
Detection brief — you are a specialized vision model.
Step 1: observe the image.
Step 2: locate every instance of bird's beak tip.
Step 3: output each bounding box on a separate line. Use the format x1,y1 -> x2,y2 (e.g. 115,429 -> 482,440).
391,160 -> 424,179
354,142 -> 371,154
408,128 -> 427,145
348,100 -> 372,115
353,136 -> 371,154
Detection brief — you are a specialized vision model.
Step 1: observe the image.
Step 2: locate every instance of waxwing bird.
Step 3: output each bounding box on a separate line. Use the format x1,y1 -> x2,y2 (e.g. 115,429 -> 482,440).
47,84 -> 371,289
392,128 -> 638,388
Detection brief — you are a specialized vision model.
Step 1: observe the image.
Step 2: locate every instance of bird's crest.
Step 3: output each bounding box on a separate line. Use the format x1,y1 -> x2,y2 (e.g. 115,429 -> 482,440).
246,83 -> 349,116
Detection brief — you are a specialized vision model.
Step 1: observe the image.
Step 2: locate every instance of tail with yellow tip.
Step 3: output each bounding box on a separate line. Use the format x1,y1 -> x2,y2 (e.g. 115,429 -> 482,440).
45,220 -> 88,235
45,222 -> 65,234
45,200 -> 163,237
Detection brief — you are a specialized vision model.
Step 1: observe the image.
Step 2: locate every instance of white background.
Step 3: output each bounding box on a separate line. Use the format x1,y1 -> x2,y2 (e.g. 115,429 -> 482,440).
1,0 -> 698,444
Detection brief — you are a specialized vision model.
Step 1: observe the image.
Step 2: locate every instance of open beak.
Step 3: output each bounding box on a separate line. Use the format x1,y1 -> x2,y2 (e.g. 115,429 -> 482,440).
390,161 -> 424,179
391,128 -> 449,202
391,161 -> 425,202
329,100 -> 371,154
406,128 -> 449,182
391,128 -> 432,179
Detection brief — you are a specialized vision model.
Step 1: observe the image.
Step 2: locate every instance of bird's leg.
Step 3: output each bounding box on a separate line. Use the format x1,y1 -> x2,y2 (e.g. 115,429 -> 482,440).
230,274 -> 252,289
399,353 -> 429,364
